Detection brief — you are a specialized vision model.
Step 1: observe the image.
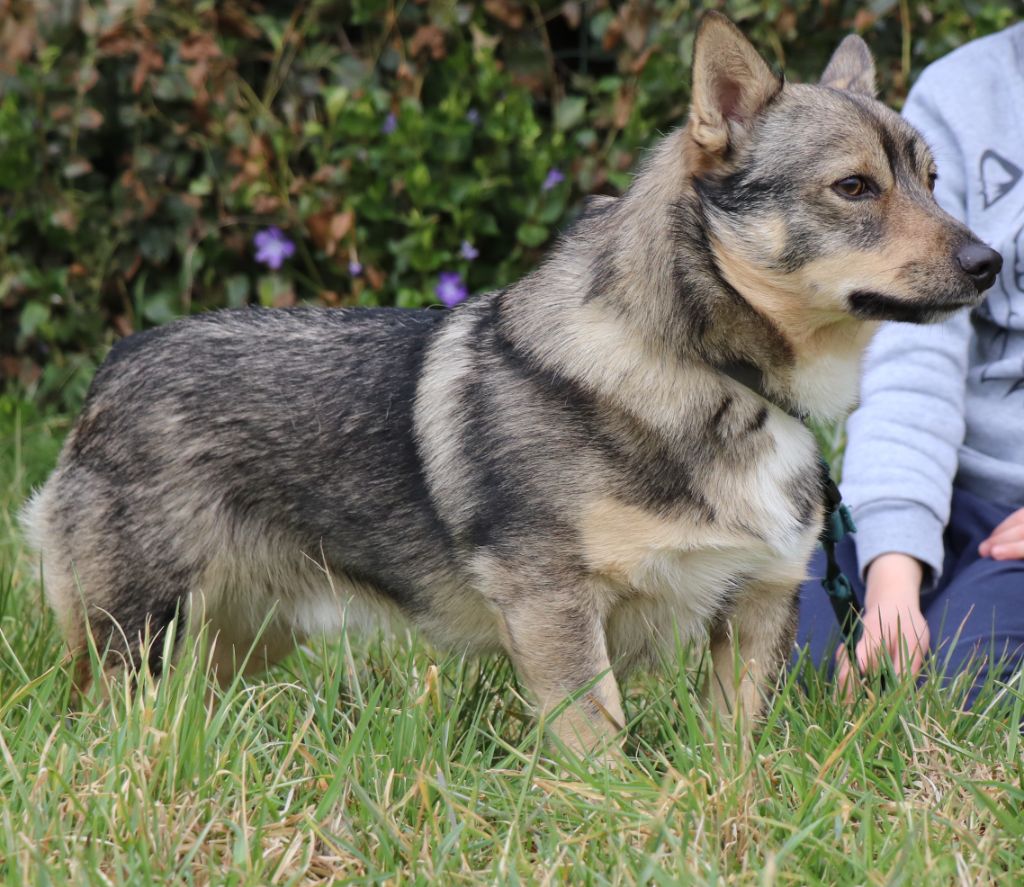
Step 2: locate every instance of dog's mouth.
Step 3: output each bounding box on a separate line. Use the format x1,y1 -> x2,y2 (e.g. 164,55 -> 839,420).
847,290 -> 981,324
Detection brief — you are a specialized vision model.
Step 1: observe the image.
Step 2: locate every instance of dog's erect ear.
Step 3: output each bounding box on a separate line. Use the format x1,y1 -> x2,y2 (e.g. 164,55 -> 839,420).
689,12 -> 781,160
820,34 -> 876,96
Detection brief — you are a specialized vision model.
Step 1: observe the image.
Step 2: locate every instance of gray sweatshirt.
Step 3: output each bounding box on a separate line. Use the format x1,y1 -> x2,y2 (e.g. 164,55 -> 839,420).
843,23 -> 1024,586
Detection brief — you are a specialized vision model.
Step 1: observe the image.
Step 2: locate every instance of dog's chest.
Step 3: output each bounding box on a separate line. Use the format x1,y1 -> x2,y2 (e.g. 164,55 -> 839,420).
582,414 -> 821,621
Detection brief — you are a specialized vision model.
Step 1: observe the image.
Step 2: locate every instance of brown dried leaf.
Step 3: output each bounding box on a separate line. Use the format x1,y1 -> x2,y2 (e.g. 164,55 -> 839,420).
113,314 -> 135,337
484,0 -> 525,29
620,0 -> 651,53
124,253 -> 143,281
251,193 -> 281,214
97,24 -> 138,57
0,356 -> 19,383
602,16 -> 622,52
613,85 -> 635,130
311,165 -> 339,185
215,2 -> 262,39
77,108 -> 104,130
365,266 -> 386,290
409,24 -> 447,60
180,33 -> 222,63
132,45 -> 164,94
630,46 -> 654,75
50,207 -> 78,231
853,9 -> 876,31
306,210 -> 332,250
62,160 -> 93,180
396,60 -> 417,83
0,9 -> 39,74
306,209 -> 355,256
329,210 -> 354,243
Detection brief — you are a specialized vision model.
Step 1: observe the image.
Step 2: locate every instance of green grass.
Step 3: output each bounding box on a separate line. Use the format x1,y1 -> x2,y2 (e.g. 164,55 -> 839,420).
2,394 -> 1023,885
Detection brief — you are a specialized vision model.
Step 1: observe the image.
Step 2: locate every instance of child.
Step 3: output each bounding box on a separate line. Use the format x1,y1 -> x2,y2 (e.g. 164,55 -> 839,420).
797,22 -> 1024,702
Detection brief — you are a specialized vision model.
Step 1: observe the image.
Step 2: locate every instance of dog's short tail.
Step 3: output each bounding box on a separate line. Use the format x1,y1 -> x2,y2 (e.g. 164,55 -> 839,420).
19,482 -> 55,560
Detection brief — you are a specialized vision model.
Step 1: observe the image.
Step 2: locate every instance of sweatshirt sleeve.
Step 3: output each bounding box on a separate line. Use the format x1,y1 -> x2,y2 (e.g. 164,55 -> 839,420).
840,70 -> 971,589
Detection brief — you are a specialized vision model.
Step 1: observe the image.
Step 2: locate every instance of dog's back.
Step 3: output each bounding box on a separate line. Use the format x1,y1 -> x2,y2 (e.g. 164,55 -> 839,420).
23,307 -> 462,678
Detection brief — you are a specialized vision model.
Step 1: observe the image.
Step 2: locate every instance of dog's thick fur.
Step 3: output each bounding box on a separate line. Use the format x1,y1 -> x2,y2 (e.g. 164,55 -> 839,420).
24,15 -> 997,752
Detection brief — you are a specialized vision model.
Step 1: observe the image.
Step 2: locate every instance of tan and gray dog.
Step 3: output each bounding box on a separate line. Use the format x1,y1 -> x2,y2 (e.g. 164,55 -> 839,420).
24,13 -> 1000,753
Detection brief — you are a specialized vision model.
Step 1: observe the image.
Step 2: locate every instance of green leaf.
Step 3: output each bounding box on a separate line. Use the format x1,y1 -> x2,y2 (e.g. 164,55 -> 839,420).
555,96 -> 587,132
19,302 -> 50,338
226,275 -> 251,309
516,223 -> 548,248
188,175 -> 213,197
141,292 -> 179,325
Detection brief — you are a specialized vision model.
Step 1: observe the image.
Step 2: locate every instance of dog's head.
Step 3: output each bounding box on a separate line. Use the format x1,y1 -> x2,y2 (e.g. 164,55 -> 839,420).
685,12 -> 1000,326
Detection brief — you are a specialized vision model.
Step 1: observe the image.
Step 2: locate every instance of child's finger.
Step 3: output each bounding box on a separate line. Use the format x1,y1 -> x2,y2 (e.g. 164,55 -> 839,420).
980,510 -> 1024,554
981,523 -> 1024,551
835,654 -> 857,704
990,540 -> 1024,560
856,634 -> 879,675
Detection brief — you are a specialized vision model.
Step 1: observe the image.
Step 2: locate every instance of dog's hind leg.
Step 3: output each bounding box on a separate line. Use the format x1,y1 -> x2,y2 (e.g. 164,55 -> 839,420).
707,582 -> 799,736
22,477 -> 192,702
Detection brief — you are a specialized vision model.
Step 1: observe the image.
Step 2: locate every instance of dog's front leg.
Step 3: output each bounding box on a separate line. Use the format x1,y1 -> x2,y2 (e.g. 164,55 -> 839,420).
707,582 -> 799,736
495,590 -> 625,757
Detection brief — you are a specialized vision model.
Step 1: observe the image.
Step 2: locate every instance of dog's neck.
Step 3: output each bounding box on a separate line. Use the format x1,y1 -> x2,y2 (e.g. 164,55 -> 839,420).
499,137 -> 873,422
617,153 -> 874,421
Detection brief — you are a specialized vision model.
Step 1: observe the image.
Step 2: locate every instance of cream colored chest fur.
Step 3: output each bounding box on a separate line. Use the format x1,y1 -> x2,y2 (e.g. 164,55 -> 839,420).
581,411 -> 821,646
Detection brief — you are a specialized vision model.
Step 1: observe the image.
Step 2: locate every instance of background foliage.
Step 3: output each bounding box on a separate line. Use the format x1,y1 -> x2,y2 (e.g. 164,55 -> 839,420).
1,0 -> 1019,409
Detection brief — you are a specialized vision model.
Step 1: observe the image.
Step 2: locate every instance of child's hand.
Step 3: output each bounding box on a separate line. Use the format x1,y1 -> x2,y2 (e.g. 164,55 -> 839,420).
835,553 -> 929,701
979,507 -> 1024,559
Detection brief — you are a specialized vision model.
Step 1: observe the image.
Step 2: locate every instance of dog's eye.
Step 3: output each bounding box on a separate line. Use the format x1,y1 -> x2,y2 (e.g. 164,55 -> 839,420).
833,176 -> 874,199
927,172 -> 938,192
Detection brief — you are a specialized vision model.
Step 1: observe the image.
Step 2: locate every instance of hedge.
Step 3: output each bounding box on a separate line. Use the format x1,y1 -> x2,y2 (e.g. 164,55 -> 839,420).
1,0 -> 1019,409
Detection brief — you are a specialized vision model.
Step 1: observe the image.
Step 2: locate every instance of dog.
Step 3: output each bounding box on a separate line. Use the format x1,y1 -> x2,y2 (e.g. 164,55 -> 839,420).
22,13 -> 1000,753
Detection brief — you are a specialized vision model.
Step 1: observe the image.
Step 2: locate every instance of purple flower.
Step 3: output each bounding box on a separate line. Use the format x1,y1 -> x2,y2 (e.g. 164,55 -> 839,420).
541,168 -> 565,192
459,240 -> 479,261
348,260 -> 363,277
436,271 -> 468,308
382,112 -> 398,134
253,227 -> 296,270
466,108 -> 481,126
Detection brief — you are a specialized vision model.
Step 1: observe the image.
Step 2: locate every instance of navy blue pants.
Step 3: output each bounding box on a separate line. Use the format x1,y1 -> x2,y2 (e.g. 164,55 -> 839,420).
797,487 -> 1024,704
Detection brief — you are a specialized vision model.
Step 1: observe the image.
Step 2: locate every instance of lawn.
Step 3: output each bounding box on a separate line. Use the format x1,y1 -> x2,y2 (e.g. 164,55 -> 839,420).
1,395 -> 1022,885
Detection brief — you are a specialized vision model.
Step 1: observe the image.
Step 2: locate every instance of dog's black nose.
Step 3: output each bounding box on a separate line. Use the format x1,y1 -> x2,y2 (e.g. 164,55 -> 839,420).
956,242 -> 1002,291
